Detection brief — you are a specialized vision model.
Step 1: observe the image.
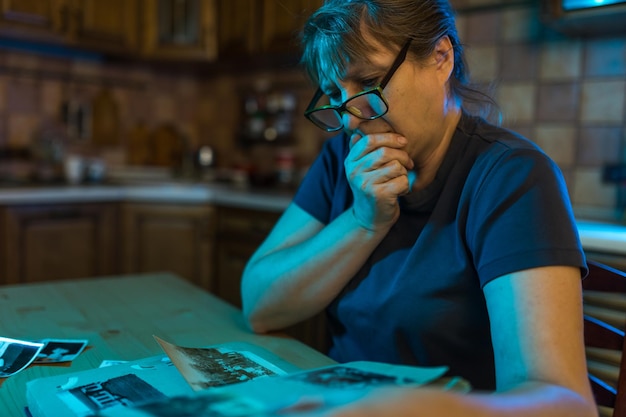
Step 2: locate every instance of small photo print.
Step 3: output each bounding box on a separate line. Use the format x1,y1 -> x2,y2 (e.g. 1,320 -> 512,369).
287,365 -> 399,389
0,336 -> 44,378
34,339 -> 89,363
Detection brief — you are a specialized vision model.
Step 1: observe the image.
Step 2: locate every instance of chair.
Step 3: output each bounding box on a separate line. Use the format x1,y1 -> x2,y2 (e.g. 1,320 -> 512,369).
583,260 -> 626,417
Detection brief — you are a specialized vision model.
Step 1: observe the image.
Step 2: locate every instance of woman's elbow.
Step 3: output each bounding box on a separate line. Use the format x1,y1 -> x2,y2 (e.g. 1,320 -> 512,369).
242,307 -> 271,334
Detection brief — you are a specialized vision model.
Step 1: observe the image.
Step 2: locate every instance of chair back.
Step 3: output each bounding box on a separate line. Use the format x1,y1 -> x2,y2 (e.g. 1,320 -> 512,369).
583,260 -> 626,417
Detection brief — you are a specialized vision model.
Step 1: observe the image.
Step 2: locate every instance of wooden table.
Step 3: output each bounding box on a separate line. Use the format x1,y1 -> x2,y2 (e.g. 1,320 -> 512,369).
0,273 -> 336,416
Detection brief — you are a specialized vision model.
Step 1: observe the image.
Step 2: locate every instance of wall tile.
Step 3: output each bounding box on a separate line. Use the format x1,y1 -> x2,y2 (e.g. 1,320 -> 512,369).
584,38 -> 626,78
540,40 -> 583,81
4,52 -> 40,70
7,114 -> 41,147
500,43 -> 538,81
70,59 -> 102,79
577,126 -> 623,166
464,11 -> 501,45
497,82 -> 536,123
534,124 -> 577,167
5,79 -> 41,114
466,45 -> 499,82
580,80 -> 626,123
501,7 -> 540,43
536,82 -> 580,122
40,81 -> 63,119
0,76 -> 6,114
572,167 -> 616,208
153,96 -> 176,124
0,115 -> 6,147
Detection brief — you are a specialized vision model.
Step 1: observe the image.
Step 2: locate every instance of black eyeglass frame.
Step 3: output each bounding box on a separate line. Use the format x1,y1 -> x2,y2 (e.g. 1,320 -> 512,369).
304,38 -> 413,132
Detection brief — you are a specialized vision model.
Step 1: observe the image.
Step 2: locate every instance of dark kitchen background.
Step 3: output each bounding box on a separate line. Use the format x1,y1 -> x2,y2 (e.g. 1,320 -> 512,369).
0,0 -> 624,217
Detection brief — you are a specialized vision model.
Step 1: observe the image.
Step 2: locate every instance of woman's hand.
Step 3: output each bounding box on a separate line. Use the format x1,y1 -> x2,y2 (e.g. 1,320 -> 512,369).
346,132 -> 414,232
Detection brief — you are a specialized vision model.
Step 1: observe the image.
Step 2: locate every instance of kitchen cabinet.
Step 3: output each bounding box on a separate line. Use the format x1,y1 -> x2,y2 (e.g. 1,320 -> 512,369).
259,0 -> 322,55
0,0 -> 138,54
0,0 -> 67,43
216,0 -> 322,59
121,202 -> 216,290
141,0 -> 218,61
67,0 -> 139,54
216,205 -> 329,354
0,203 -> 118,284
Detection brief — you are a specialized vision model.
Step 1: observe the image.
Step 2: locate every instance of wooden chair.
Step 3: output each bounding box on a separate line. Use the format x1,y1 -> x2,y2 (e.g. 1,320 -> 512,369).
583,260 -> 626,417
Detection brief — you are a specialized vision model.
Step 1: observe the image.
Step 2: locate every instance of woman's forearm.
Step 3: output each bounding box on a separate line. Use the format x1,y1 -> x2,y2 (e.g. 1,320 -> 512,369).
241,208 -> 389,333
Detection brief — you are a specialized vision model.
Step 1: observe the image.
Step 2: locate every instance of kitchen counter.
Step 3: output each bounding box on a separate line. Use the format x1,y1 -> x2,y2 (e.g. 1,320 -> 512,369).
0,183 -> 624,255
576,220 -> 626,255
0,182 -> 294,212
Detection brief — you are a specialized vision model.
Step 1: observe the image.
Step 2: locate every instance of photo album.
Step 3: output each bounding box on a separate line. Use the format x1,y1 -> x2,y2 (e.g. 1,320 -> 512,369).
25,336 -> 468,417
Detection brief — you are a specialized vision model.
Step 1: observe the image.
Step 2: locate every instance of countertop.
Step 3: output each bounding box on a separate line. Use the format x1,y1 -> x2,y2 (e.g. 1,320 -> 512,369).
0,183 -> 624,255
0,182 -> 294,212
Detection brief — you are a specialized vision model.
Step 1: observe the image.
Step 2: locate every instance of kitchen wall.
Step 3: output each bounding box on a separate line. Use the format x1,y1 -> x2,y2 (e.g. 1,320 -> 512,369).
0,1 -> 624,220
453,3 -> 626,220
0,46 -> 324,184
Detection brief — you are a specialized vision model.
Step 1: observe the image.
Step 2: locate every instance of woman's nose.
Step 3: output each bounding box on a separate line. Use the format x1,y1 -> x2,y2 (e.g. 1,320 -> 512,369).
342,111 -> 362,131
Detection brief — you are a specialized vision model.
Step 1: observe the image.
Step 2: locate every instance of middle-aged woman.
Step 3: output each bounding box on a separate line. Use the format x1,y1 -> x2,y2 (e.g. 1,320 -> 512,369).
241,0 -> 598,416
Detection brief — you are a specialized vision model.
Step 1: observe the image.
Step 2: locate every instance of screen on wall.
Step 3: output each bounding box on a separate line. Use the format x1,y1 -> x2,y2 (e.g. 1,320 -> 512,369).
563,0 -> 626,10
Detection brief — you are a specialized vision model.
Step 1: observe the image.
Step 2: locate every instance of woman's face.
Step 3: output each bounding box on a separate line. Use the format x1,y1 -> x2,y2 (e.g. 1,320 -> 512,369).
320,36 -> 457,166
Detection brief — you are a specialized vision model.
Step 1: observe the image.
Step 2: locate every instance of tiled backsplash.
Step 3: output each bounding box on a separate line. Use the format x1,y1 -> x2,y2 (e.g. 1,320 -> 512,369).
0,2 -> 624,220
458,4 -> 626,220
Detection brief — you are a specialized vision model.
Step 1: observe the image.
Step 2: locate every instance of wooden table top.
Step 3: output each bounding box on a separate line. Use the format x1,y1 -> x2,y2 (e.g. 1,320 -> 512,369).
0,273 -> 336,416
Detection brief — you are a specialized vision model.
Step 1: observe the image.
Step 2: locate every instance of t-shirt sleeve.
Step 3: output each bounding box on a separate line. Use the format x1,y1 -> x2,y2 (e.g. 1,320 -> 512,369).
466,147 -> 587,287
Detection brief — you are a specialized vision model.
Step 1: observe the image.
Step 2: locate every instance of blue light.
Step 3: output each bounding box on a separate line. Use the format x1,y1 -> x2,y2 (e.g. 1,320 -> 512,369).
563,0 -> 625,9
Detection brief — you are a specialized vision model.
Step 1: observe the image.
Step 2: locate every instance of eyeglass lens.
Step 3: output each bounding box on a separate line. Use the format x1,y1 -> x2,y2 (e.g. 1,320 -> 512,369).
310,91 -> 389,130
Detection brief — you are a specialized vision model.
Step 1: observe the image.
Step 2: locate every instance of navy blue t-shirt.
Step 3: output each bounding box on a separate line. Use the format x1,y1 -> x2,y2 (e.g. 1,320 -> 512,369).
293,113 -> 586,390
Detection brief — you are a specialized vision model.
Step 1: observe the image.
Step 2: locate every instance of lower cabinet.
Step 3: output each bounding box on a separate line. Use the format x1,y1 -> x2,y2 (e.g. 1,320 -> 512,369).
120,202 -> 216,291
216,206 -> 329,354
0,199 -> 328,353
0,203 -> 118,284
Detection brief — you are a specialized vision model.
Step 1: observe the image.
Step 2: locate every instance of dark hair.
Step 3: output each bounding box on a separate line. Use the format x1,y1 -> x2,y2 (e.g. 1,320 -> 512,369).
300,0 -> 497,119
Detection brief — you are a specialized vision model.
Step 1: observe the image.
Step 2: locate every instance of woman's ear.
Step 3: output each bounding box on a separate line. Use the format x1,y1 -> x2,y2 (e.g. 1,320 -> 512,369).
434,36 -> 454,81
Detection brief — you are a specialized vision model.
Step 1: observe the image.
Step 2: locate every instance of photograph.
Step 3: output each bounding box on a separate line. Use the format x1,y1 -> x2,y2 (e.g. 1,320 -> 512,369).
0,337 -> 44,378
34,339 -> 89,363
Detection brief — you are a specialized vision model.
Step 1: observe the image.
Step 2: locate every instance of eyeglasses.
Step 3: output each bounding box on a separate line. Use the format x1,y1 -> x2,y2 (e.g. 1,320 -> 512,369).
304,39 -> 413,132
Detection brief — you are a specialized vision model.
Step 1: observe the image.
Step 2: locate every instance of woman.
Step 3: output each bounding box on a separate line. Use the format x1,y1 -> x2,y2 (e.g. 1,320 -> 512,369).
241,0 -> 597,415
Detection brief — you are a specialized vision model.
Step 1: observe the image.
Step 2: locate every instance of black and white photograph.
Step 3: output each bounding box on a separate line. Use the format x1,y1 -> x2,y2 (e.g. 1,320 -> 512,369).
34,339 -> 89,363
0,337 -> 44,378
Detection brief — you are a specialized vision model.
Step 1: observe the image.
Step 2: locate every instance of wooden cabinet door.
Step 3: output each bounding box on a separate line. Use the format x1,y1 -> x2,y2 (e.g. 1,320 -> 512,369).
0,0 -> 67,42
0,203 -> 118,284
141,0 -> 218,61
215,0 -> 259,58
215,0 -> 320,59
215,206 -> 280,307
260,0 -> 322,55
215,206 -> 329,353
69,0 -> 139,54
121,203 -> 216,290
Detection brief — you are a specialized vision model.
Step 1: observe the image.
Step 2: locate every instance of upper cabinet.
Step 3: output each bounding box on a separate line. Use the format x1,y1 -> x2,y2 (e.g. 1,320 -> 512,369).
141,0 -> 218,61
68,0 -> 139,54
259,0 -> 321,55
0,0 -> 137,52
0,0 -> 66,42
0,0 -> 323,64
216,0 -> 322,60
